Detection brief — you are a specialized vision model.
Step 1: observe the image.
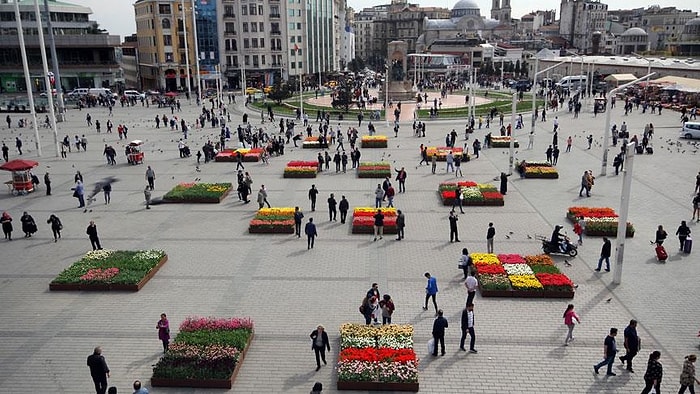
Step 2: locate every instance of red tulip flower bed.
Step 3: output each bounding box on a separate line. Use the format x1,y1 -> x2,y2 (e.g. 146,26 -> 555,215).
214,148 -> 264,162
438,181 -> 504,206
351,208 -> 397,234
566,207 -> 634,237
284,161 -> 318,178
357,162 -> 391,178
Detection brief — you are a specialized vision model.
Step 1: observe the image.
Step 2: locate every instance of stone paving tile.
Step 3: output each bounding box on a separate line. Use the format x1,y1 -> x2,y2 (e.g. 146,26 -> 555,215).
0,93 -> 699,393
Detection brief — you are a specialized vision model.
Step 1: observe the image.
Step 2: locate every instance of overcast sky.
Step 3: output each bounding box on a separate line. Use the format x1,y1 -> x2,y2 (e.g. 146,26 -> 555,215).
71,0 -> 698,40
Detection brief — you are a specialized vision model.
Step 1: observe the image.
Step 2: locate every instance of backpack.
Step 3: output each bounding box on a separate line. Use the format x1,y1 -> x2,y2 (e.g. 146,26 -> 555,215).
359,304 -> 366,315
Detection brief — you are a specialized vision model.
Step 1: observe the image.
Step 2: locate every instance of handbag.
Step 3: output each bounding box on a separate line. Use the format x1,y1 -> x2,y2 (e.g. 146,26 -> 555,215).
427,338 -> 435,354
72,189 -> 79,198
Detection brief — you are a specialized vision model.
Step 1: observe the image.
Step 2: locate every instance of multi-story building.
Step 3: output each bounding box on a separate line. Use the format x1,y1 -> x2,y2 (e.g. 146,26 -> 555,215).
354,5 -> 389,69
120,34 -> 140,90
640,6 -> 697,52
195,0 -> 219,81
372,0 -> 450,60
339,7 -> 355,70
134,0 -> 198,92
559,0 -> 608,53
0,0 -> 120,93
218,0 -> 343,90
490,0 -> 511,23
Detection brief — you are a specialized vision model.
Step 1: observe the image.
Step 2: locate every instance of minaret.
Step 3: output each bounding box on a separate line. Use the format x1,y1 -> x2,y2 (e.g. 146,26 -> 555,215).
500,0 -> 511,22
491,0 -> 501,20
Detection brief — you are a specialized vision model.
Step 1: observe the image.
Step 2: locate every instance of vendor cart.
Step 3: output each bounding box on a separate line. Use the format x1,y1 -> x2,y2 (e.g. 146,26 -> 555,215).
0,159 -> 39,195
126,140 -> 144,165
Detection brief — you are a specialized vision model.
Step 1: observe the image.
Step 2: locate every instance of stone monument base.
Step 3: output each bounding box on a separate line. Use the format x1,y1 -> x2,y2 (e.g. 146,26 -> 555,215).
382,81 -> 416,102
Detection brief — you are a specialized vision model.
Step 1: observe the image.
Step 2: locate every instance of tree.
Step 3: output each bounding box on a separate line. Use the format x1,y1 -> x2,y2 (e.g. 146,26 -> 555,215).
331,80 -> 353,112
347,58 -> 365,74
267,79 -> 291,104
514,60 -> 521,76
87,22 -> 107,35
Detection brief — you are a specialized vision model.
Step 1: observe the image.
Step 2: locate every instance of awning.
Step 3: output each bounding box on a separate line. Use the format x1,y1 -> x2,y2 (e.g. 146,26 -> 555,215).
604,73 -> 637,83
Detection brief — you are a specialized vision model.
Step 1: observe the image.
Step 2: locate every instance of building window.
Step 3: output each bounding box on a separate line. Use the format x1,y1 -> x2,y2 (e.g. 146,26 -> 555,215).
165,52 -> 173,62
242,22 -> 248,32
225,39 -> 231,51
242,6 -> 247,15
297,22 -> 301,29
259,22 -> 264,32
260,38 -> 265,48
289,22 -> 295,30
163,35 -> 172,45
262,55 -> 266,65
290,36 -> 295,43
288,9 -> 294,17
271,23 -> 279,32
244,55 -> 250,65
251,23 -> 257,32
291,62 -> 296,69
297,35 -> 302,43
159,4 -> 171,14
162,18 -> 171,29
224,5 -> 235,17
249,5 -> 256,15
243,38 -> 249,48
298,61 -> 302,69
258,6 -> 264,15
253,55 -> 259,67
232,39 -> 237,51
252,38 -> 258,48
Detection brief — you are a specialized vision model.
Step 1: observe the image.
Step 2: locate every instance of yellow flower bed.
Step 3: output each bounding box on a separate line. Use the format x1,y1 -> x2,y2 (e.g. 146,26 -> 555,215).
206,185 -> 229,193
256,207 -> 296,216
470,253 -> 500,265
340,323 -> 413,338
509,275 -> 544,290
353,207 -> 397,215
361,135 -> 388,141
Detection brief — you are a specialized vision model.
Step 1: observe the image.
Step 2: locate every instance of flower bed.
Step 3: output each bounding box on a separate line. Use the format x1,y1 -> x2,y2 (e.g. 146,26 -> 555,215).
249,207 -> 295,234
337,323 -> 418,392
361,135 -> 388,148
352,207 -> 397,234
490,136 -> 519,148
283,161 -> 318,178
162,183 -> 232,203
519,161 -> 559,179
424,147 -> 465,161
438,181 -> 504,206
357,162 -> 391,178
474,253 -> 574,298
214,148 -> 264,162
49,250 -> 167,291
302,136 -> 332,149
151,316 -> 254,389
566,207 -> 635,237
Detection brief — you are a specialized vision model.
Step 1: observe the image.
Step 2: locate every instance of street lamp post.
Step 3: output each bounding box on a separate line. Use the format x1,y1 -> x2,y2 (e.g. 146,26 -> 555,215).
612,141 -> 637,285
601,72 -> 655,176
33,0 -> 59,156
531,60 -> 567,134
384,62 -> 389,127
14,0 -> 41,156
191,0 -> 201,102
43,0 -> 65,122
508,92 -> 516,175
181,0 -> 192,101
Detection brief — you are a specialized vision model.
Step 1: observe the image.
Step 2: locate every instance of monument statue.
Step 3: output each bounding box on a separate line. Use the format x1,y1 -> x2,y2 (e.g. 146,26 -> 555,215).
392,60 -> 404,81
382,40 -> 414,101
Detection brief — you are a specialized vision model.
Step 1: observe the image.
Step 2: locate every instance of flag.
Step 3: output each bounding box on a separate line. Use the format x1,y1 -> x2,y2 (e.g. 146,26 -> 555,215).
294,44 -> 299,52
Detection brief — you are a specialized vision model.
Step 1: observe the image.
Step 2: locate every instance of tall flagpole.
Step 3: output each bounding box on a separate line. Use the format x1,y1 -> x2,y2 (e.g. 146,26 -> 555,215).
15,1 -> 41,156
43,0 -> 65,122
298,49 -> 303,115
34,0 -> 58,156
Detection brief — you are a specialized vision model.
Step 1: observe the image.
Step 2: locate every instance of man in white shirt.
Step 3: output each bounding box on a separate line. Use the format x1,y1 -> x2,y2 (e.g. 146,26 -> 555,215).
464,272 -> 478,306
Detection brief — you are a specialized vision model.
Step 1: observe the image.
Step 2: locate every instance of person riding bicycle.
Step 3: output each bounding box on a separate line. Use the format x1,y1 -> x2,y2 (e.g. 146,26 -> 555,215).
551,225 -> 567,253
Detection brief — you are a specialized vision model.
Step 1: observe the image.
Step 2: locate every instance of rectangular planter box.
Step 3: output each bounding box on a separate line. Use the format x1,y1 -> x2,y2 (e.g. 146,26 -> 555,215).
361,141 -> 388,148
151,332 -> 254,389
283,172 -> 317,178
162,188 -> 231,204
248,225 -> 295,234
441,198 -> 504,207
479,288 -> 574,298
337,381 -> 418,392
491,141 -> 520,148
49,255 -> 168,292
351,225 -> 398,234
524,173 -> 559,179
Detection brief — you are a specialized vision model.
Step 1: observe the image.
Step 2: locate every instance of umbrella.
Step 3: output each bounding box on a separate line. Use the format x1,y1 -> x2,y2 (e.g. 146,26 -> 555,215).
164,92 -> 178,97
0,159 -> 39,172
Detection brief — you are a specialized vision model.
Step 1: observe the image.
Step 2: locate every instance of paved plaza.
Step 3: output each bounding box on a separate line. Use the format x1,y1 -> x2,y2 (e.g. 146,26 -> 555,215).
0,90 -> 698,393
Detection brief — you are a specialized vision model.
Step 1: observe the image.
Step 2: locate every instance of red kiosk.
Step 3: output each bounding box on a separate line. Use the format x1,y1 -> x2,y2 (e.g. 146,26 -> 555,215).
1,159 -> 39,195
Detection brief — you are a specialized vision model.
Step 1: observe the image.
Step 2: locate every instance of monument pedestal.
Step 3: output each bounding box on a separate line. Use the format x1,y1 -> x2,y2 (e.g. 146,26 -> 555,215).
382,81 -> 416,102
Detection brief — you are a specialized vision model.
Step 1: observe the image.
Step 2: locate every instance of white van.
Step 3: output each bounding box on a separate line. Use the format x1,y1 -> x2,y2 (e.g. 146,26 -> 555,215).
68,88 -> 89,97
88,88 -> 117,98
555,75 -> 587,90
680,121 -> 700,139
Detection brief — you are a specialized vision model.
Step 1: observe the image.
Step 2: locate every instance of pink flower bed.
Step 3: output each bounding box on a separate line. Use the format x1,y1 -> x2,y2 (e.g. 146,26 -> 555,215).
179,316 -> 255,332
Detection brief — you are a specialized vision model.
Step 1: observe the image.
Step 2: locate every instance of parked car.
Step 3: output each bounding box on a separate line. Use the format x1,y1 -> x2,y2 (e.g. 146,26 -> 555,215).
123,90 -> 145,100
680,122 -> 700,139
245,87 -> 261,95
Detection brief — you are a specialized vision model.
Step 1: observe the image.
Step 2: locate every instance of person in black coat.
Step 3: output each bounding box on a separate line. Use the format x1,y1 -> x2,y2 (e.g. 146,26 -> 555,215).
305,218 -> 317,250
432,309 -> 448,356
47,214 -> 62,242
596,237 -> 612,272
20,211 -> 36,237
338,196 -> 350,224
86,221 -> 102,250
86,346 -> 110,394
310,325 -> 330,371
500,172 -> 510,195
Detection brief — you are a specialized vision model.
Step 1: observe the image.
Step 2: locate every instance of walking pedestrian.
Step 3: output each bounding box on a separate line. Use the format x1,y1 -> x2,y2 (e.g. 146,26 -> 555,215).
527,131 -> 534,149
499,172 -> 510,195
1,211 -> 13,241
395,167 -> 407,193
145,166 -> 156,190
257,185 -> 270,208
385,184 -> 395,207
676,220 -> 691,251
73,180 -> 85,208
641,351 -> 663,394
305,218 -> 317,249
423,272 -> 438,314
431,154 -> 437,174
380,294 -> 395,324
156,313 -> 170,352
310,325 -> 330,371
44,172 -> 51,195
374,184 -> 383,208
595,237 -> 612,272
678,354 -> 699,394
308,185 -> 318,211
1,142 -> 8,162
464,271 -> 478,305
431,309 -> 448,356
86,221 -> 102,250
449,210 -> 460,242
454,154 -> 463,177
563,304 -> 580,346
20,211 -> 36,238
693,193 -> 700,222
459,248 -> 473,279
579,171 -> 591,197
566,136 -> 572,152
327,193 -> 337,221
460,303 -> 477,353
373,209 -> 384,241
144,186 -> 152,209
86,346 -> 110,394
619,319 -> 640,373
395,209 -> 405,240
446,151 -> 454,173
294,207 -> 304,238
573,216 -> 585,245
594,327 -> 618,376
656,224 -> 668,246
15,136 -> 22,155
486,222 -> 495,253
339,196 -> 349,224
46,214 -> 62,242
102,182 -> 111,204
